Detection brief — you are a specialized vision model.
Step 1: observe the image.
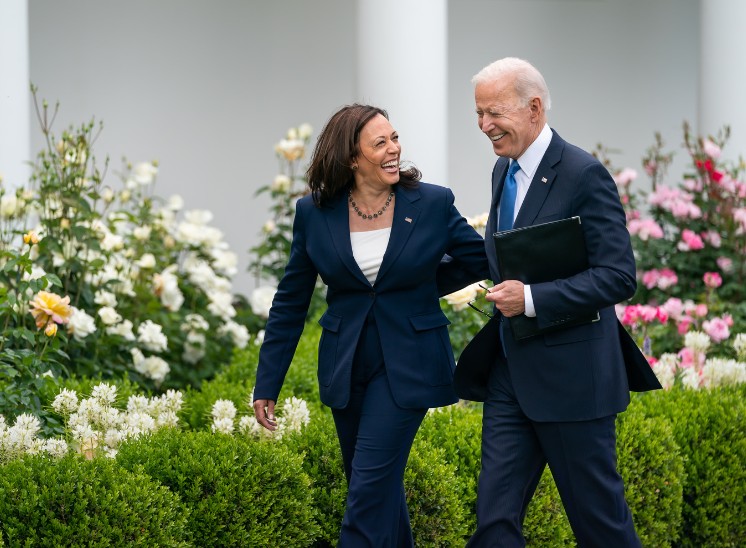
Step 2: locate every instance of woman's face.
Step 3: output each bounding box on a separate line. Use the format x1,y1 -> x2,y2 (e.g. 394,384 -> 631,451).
353,114 -> 401,188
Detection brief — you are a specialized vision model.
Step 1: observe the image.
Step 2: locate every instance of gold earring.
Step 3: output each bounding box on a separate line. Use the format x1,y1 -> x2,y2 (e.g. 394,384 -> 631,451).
352,164 -> 358,170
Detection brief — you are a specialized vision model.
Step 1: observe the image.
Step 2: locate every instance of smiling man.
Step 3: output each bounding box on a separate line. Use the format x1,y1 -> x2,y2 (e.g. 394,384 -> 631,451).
461,57 -> 660,547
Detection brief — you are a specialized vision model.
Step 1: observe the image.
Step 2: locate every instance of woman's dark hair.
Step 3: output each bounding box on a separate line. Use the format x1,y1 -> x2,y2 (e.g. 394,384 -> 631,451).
306,104 -> 421,207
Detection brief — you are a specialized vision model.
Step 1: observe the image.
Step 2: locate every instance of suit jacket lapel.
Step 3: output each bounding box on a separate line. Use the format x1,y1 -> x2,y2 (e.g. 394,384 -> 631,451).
513,130 -> 563,228
486,159 -> 509,277
375,186 -> 421,285
324,192 -> 371,286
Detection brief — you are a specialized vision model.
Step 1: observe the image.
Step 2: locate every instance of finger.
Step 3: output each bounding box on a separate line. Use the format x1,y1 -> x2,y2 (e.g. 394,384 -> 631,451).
253,399 -> 277,431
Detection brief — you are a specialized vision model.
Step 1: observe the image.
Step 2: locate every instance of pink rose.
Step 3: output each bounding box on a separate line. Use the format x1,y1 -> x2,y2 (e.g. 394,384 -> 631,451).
716,256 -> 733,272
702,139 -> 722,159
614,168 -> 637,188
703,271 -> 722,289
703,317 -> 730,343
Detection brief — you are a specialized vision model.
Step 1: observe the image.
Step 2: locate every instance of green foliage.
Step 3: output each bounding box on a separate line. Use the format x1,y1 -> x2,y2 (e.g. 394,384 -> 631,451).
115,428 -> 319,547
618,396 -> 685,547
0,454 -> 189,546
636,385 -> 746,547
406,439 -> 469,547
280,412 -> 347,546
416,404 -> 483,533
523,469 -> 574,547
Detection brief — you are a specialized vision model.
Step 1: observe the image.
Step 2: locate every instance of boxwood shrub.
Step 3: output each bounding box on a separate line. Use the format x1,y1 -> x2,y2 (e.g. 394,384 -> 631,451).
0,454 -> 189,547
618,397 -> 684,547
115,429 -> 319,546
635,386 -> 746,547
183,323 -> 325,430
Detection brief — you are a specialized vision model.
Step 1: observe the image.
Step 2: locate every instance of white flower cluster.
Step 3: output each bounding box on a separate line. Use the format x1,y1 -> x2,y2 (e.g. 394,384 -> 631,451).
210,393 -> 310,441
652,352 -> 746,390
2,384 -> 182,462
48,164 -> 252,382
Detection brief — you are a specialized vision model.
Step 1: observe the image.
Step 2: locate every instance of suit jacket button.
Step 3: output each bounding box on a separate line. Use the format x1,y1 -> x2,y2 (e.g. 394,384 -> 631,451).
369,292 -> 375,298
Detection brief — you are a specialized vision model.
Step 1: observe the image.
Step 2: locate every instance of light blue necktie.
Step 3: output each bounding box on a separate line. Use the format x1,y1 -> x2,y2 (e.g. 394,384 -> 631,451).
498,160 -> 520,232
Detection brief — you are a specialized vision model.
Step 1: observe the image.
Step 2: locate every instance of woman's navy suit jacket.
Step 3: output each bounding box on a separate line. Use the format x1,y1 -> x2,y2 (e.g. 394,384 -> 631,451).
253,182 -> 488,410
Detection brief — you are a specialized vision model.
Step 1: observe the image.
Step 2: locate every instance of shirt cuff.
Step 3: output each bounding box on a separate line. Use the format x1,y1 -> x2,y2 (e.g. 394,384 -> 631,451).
524,284 -> 536,317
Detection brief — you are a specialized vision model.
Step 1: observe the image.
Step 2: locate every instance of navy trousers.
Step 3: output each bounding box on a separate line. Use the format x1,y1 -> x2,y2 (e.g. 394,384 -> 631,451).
468,358 -> 641,548
332,314 -> 427,548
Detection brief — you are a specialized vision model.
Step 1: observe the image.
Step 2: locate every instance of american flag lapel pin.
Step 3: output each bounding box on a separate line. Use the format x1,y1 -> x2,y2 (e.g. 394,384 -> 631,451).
405,217 -> 412,223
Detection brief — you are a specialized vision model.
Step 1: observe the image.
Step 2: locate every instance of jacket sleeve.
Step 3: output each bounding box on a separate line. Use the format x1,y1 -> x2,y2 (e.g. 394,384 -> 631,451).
253,200 -> 319,402
531,160 -> 637,325
436,187 -> 491,297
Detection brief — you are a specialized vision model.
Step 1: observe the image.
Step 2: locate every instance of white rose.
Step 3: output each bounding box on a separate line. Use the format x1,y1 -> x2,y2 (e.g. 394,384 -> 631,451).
0,194 -> 18,217
298,123 -> 313,140
250,286 -> 277,319
137,320 -> 168,353
271,175 -> 292,193
168,194 -> 184,211
133,162 -> 158,185
137,253 -> 157,269
97,306 -> 122,326
68,307 -> 97,340
444,282 -> 482,311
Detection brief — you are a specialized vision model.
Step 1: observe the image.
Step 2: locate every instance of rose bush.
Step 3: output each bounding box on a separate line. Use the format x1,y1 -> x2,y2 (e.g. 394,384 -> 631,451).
600,123 -> 746,389
0,90 -> 259,426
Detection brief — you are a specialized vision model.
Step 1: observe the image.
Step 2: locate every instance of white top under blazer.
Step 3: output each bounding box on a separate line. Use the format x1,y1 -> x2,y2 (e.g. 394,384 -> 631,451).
350,227 -> 391,285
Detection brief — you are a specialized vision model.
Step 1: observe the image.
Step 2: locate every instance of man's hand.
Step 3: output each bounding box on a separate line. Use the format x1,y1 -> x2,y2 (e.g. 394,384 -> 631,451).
253,399 -> 278,431
485,280 -> 525,317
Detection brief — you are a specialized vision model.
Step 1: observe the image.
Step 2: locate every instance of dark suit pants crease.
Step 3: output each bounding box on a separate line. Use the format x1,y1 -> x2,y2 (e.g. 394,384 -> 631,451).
332,313 -> 427,548
467,358 -> 641,548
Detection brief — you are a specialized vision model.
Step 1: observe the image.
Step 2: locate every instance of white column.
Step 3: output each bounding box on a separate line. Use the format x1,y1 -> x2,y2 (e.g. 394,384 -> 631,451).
356,0 -> 448,186
0,0 -> 30,190
700,0 -> 746,163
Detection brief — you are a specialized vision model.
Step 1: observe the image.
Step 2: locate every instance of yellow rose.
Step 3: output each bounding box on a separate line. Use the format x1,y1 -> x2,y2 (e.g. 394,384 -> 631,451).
29,291 -> 72,329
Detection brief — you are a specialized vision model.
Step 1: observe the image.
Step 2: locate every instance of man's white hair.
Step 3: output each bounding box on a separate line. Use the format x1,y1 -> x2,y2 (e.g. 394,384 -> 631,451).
472,57 -> 552,112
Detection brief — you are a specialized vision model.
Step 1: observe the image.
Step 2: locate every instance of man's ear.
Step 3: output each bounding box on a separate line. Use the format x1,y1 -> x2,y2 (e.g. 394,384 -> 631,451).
529,96 -> 543,119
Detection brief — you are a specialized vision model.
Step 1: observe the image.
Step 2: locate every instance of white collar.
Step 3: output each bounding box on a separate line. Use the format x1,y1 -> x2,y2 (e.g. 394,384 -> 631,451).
513,123 -> 552,179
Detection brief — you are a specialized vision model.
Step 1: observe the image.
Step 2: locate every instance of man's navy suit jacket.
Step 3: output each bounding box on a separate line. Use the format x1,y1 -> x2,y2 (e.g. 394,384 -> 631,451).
253,182 -> 488,410
483,130 -> 641,422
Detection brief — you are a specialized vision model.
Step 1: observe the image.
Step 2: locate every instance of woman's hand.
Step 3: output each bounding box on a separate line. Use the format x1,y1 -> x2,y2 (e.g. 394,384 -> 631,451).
253,399 -> 278,431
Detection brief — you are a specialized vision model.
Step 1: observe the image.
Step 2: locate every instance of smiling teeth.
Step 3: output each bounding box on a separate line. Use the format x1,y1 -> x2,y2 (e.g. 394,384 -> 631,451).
491,133 -> 506,142
382,161 -> 398,168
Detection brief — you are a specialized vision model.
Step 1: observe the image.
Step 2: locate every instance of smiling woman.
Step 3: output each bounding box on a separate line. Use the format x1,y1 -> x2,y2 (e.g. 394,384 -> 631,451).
251,103 -> 489,547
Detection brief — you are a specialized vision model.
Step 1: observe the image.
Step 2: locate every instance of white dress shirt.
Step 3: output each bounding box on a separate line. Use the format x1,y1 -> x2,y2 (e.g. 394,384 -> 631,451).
504,123 -> 552,317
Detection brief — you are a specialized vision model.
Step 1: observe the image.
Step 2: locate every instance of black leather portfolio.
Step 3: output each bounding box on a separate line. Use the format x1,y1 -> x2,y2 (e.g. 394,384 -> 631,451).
493,216 -> 600,340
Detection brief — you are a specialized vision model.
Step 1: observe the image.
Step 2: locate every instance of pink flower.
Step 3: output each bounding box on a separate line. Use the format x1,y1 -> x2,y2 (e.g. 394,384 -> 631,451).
702,230 -> 722,248
694,304 -> 708,317
644,160 -> 657,177
678,347 -> 696,368
620,305 -> 640,326
703,272 -> 722,289
677,317 -> 692,335
642,270 -> 659,290
656,307 -> 669,323
717,256 -> 733,273
702,139 -> 722,159
677,229 -> 705,251
661,297 -> 684,319
614,168 -> 637,188
703,317 -> 730,343
657,269 -> 678,289
627,218 -> 664,240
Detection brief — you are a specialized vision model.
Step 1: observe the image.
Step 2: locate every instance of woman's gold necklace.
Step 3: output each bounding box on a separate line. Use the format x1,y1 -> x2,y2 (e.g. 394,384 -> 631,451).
349,190 -> 394,220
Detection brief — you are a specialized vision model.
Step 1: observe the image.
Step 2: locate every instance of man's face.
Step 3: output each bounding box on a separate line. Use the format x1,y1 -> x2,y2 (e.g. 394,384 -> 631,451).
474,77 -> 540,160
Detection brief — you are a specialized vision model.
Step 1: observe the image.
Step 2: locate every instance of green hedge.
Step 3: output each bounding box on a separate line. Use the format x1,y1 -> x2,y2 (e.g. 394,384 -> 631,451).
635,385 -> 746,547
115,429 -> 319,547
0,454 -> 189,547
618,397 -> 684,547
183,322 -> 324,430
